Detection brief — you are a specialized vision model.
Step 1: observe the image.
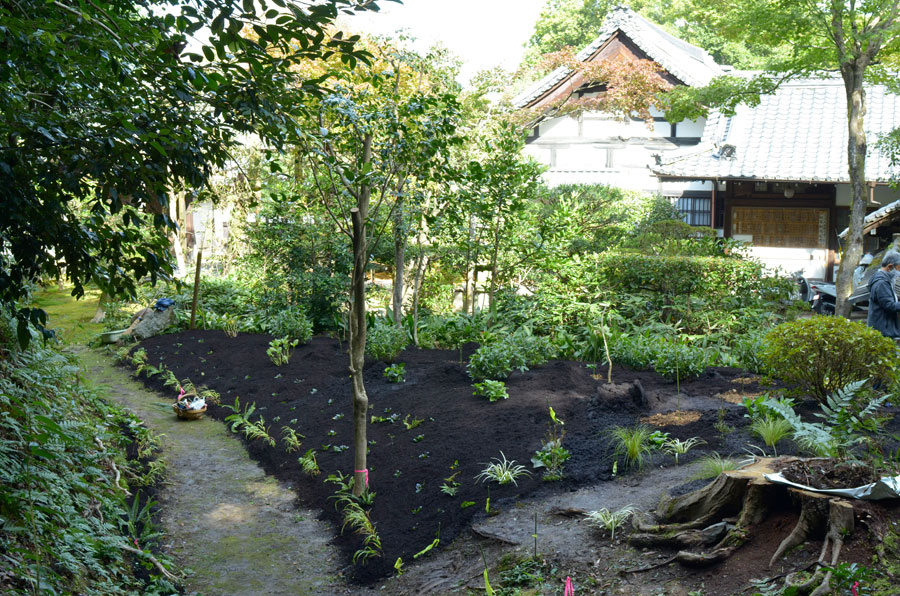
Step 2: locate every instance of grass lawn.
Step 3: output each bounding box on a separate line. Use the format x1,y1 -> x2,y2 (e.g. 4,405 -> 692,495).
31,286 -> 105,345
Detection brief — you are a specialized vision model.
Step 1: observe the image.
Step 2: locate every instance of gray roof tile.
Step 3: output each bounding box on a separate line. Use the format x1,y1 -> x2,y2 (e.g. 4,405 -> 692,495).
513,5 -> 723,108
653,77 -> 900,183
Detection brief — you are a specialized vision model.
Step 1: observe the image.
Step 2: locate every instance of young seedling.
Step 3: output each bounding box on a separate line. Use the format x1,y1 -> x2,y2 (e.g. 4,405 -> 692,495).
584,505 -> 637,541
383,362 -> 406,383
266,336 -> 298,366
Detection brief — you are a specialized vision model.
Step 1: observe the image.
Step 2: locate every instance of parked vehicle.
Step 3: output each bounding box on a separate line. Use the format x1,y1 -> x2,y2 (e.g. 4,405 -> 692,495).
797,254 -> 873,315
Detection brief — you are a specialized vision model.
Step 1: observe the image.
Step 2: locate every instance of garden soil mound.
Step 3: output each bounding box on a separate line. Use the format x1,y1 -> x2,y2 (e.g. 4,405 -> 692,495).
132,330 -> 794,583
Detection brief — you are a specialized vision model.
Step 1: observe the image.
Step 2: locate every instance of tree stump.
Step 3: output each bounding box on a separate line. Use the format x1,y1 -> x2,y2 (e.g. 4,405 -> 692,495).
630,457 -> 863,594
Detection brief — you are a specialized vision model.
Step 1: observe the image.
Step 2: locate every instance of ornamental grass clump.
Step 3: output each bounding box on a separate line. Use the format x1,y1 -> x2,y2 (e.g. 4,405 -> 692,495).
608,425 -> 656,471
759,316 -> 899,403
475,452 -> 531,486
749,414 -> 793,457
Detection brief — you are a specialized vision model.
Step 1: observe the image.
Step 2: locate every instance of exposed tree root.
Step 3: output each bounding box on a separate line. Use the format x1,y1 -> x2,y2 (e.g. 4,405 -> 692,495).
119,544 -> 178,581
628,457 -> 864,594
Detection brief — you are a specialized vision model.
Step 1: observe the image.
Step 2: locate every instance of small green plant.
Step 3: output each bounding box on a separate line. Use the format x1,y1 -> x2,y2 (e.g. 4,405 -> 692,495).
584,505 -> 637,541
298,449 -> 320,476
341,500 -> 382,564
440,470 -> 461,496
281,426 -> 304,453
472,379 -> 509,402
475,452 -> 531,486
366,319 -> 407,362
662,436 -> 706,464
383,362 -> 406,383
608,425 -> 656,471
402,414 -> 423,430
221,313 -> 240,338
749,414 -> 793,456
691,453 -> 745,480
267,336 -> 298,366
532,406 -> 570,481
714,407 -> 735,438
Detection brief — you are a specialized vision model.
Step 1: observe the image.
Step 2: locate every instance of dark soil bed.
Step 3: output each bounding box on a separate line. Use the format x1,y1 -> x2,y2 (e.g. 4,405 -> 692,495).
129,330 -> 878,584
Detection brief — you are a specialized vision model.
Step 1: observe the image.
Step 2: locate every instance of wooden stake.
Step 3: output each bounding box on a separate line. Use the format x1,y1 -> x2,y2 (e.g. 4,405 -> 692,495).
190,248 -> 202,330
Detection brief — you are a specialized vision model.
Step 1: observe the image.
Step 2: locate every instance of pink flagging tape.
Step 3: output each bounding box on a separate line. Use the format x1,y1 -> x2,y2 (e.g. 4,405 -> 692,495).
565,576 -> 574,595
177,388 -> 185,401
355,469 -> 369,487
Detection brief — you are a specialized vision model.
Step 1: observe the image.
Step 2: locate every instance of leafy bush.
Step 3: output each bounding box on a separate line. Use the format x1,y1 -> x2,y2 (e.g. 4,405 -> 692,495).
652,340 -> 707,381
366,319 -> 407,362
472,379 -> 509,402
467,330 -> 552,381
609,333 -> 658,371
268,306 -> 313,343
759,316 -> 900,402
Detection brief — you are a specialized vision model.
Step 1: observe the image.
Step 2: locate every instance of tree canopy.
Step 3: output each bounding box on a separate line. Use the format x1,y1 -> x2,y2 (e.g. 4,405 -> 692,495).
0,0 -> 381,342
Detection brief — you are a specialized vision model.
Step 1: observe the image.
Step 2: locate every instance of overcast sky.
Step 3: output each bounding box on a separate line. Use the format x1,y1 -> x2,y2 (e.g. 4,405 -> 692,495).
339,0 -> 546,85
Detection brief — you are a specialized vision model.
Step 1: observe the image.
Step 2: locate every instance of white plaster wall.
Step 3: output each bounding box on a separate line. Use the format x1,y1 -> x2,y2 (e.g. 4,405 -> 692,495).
740,246 -> 829,278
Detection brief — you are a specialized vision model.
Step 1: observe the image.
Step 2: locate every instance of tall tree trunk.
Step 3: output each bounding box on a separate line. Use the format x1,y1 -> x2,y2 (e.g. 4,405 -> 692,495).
349,134 -> 373,497
488,212 -> 502,316
392,195 -> 405,326
836,64 -> 868,317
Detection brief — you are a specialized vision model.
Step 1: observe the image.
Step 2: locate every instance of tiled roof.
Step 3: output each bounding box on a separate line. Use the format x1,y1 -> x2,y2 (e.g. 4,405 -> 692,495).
513,5 -> 723,108
653,77 -> 900,183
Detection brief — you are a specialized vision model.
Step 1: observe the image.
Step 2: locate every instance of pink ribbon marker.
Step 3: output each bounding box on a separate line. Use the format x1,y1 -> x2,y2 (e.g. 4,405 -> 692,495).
355,469 -> 369,487
565,576 -> 574,596
177,387 -> 185,401
852,581 -> 859,596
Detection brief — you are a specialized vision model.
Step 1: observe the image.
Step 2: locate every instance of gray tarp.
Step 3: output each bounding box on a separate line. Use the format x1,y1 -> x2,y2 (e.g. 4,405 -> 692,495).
765,472 -> 900,500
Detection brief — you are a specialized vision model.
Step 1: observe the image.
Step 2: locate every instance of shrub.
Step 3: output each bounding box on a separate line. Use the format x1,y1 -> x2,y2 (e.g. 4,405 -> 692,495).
609,333 -> 658,371
652,340 -> 707,381
467,331 -> 552,381
365,320 -> 407,362
759,316 -> 900,402
268,306 -> 313,343
472,380 -> 509,402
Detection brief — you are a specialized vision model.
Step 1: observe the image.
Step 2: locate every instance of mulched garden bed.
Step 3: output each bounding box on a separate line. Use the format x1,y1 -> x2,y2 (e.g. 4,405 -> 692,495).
131,330 -> 790,582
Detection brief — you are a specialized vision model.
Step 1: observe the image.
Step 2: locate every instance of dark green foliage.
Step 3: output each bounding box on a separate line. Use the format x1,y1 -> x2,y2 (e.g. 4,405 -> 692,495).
365,320 -> 407,363
651,339 -> 708,381
596,252 -> 786,306
759,317 -> 900,402
467,330 -> 552,381
0,329 -> 176,593
268,306 -> 313,344
0,0 -> 376,344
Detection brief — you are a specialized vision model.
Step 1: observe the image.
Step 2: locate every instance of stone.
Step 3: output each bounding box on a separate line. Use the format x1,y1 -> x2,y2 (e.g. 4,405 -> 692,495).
126,305 -> 175,340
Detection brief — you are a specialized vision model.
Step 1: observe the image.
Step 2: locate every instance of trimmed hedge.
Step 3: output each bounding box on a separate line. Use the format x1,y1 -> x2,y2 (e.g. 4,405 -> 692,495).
593,252 -> 787,302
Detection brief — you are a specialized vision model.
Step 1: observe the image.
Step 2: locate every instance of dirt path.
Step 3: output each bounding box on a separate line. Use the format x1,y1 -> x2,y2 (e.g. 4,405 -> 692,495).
78,350 -> 352,596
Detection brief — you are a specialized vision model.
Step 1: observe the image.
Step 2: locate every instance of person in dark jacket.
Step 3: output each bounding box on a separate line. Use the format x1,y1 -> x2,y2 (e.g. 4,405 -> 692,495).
867,250 -> 900,338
